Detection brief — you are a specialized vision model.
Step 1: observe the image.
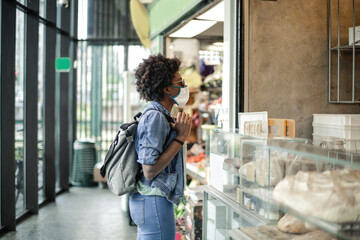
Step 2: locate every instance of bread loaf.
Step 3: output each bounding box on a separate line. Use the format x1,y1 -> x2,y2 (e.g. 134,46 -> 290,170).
277,213 -> 308,234
273,170 -> 360,223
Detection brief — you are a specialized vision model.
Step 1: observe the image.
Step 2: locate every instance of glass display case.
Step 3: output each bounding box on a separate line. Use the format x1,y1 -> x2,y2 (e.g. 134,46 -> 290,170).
203,129 -> 360,240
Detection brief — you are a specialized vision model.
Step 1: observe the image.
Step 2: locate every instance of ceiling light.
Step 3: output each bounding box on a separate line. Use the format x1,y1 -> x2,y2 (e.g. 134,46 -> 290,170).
169,20 -> 217,38
197,1 -> 224,22
139,0 -> 153,3
213,42 -> 223,46
207,45 -> 223,51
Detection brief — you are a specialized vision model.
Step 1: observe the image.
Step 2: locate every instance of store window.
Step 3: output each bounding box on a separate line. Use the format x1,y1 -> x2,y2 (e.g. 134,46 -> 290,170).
76,0 -> 143,164
38,22 -> 45,203
101,45 -> 125,158
128,45 -> 150,116
15,8 -> 26,216
76,43 -> 126,160
39,0 -> 45,19
17,0 -> 26,6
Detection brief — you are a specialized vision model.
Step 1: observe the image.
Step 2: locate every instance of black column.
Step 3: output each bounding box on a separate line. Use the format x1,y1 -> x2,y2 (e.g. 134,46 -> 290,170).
43,0 -> 57,201
69,0 -> 78,187
25,0 -> 40,213
1,0 -> 16,230
58,5 -> 71,190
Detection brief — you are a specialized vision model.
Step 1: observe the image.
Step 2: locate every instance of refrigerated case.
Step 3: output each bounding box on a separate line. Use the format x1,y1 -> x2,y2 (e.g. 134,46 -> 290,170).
203,129 -> 360,240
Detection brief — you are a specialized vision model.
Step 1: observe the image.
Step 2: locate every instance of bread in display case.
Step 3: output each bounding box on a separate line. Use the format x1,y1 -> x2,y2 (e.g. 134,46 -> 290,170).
203,129 -> 360,240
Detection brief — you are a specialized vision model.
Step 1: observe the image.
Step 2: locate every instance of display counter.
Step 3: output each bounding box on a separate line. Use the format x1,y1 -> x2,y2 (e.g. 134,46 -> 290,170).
203,129 -> 360,240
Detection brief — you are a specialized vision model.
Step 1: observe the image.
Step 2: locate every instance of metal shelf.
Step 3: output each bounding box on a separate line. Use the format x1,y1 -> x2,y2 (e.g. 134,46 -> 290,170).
328,0 -> 360,103
203,186 -> 275,227
330,45 -> 360,51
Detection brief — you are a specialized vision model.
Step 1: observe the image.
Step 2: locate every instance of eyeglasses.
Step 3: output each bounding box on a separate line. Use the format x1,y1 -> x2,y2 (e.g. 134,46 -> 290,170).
172,78 -> 186,87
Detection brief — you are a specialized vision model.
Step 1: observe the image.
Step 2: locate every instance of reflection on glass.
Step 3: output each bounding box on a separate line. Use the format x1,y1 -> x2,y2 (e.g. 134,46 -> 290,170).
38,23 -> 45,203
15,9 -> 25,216
39,0 -> 45,18
17,0 -> 26,5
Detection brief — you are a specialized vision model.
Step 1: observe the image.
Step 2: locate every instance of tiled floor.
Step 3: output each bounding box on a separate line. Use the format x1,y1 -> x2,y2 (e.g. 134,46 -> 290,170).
2,187 -> 138,240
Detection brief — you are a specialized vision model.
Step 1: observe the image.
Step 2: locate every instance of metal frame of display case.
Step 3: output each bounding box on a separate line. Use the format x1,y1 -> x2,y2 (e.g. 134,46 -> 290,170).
329,0 -> 360,103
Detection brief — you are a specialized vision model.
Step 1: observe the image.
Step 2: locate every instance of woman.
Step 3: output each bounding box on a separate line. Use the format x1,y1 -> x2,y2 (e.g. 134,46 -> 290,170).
129,54 -> 191,240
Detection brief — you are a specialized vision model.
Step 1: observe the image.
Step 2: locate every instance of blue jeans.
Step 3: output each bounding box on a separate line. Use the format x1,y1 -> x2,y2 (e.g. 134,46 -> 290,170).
129,192 -> 175,240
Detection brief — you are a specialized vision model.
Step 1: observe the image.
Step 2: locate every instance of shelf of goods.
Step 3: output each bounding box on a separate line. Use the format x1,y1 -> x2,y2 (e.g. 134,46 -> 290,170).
203,129 -> 360,240
186,162 -> 206,184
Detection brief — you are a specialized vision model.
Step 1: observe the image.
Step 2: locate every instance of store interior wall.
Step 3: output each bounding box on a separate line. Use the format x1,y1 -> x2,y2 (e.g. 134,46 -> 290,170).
246,0 -> 360,138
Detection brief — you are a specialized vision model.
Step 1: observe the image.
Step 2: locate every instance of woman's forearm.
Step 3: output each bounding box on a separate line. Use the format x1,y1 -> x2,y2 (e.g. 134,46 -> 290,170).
142,139 -> 183,180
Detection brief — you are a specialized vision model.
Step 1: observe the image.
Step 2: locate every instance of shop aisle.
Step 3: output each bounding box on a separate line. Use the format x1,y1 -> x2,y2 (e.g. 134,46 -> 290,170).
1,187 -> 137,240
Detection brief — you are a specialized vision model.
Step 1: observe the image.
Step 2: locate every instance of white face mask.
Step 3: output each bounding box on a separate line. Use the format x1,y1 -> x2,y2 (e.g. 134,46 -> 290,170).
166,85 -> 189,106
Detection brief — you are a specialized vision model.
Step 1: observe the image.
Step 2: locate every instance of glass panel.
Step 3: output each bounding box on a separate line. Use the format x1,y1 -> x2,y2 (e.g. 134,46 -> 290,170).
77,0 -> 88,39
101,45 -> 124,160
207,130 -> 360,239
128,45 -> 150,116
76,43 -> 126,162
128,45 -> 150,71
15,9 -> 25,216
39,0 -> 45,19
38,23 -> 45,203
76,42 -> 92,139
17,0 -> 26,6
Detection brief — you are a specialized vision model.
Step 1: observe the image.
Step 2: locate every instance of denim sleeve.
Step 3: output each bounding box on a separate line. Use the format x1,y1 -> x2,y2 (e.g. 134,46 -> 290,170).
136,111 -> 170,165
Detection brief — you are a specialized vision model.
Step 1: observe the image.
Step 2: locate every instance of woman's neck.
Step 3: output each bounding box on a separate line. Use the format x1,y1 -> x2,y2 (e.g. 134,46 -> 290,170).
158,98 -> 174,113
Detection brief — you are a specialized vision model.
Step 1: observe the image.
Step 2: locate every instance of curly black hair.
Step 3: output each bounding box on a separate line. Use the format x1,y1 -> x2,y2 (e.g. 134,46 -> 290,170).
135,54 -> 181,102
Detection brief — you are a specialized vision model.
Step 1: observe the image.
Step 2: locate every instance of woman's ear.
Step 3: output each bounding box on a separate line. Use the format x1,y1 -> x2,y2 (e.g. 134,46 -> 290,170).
163,87 -> 170,94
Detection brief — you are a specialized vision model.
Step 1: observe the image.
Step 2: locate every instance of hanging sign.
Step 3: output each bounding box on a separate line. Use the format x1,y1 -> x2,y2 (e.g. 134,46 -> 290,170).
55,57 -> 71,72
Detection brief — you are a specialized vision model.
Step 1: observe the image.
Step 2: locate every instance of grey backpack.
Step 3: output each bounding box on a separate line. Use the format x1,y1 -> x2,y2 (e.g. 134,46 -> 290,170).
100,110 -> 172,196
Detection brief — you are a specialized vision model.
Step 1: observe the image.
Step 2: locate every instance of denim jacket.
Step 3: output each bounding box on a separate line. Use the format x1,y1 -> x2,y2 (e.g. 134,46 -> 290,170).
135,101 -> 184,205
